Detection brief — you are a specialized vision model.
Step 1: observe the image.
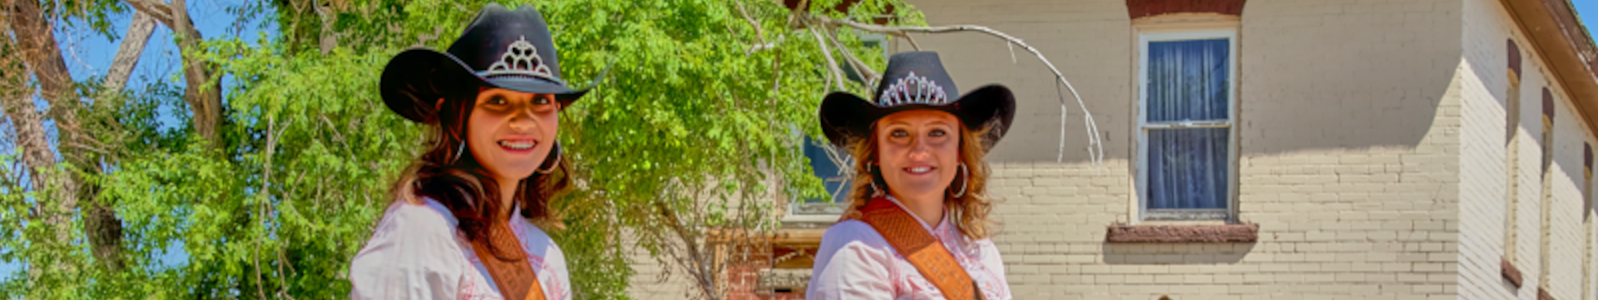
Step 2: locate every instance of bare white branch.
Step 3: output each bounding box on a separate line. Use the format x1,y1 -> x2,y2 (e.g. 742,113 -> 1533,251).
810,15 -> 1104,166
103,12 -> 157,93
120,0 -> 176,26
803,19 -> 846,94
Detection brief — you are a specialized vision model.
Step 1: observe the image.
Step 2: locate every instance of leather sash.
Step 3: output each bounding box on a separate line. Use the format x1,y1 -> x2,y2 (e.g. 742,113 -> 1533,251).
468,222 -> 547,300
851,197 -> 982,300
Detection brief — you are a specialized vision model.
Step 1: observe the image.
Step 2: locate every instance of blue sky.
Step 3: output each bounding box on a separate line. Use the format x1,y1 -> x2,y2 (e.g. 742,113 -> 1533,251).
0,0 -> 266,279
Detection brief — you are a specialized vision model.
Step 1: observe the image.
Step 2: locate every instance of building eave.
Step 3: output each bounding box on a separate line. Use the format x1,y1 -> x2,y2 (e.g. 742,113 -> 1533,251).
1500,0 -> 1598,135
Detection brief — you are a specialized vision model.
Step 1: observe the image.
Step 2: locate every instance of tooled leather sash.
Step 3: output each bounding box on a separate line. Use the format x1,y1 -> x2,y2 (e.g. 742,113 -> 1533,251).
850,197 -> 982,300
468,222 -> 547,300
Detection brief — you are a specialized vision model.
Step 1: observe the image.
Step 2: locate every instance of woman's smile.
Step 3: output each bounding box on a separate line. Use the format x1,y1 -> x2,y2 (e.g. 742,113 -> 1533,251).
901,164 -> 937,175
496,137 -> 539,152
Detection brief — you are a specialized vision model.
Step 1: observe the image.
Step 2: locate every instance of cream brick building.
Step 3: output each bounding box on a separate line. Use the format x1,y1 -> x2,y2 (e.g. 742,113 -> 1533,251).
624,0 -> 1598,299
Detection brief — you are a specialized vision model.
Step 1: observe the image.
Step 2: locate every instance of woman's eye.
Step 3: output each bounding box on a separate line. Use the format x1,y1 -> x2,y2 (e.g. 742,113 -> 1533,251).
533,97 -> 551,105
890,129 -> 909,138
929,129 -> 947,137
487,96 -> 507,105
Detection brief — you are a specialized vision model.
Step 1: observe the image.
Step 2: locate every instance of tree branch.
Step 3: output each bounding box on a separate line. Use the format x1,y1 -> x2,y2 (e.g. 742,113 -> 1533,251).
9,1 -> 89,271
817,22 -> 879,93
732,0 -> 767,48
102,12 -> 157,94
12,0 -> 72,103
809,15 -> 1104,165
122,0 -> 224,146
121,0 -> 176,26
655,198 -> 721,300
802,18 -> 845,94
310,0 -> 337,54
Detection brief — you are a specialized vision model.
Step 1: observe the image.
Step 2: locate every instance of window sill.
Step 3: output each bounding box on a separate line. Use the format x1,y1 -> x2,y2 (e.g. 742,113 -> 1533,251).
780,214 -> 843,224
1105,223 -> 1257,243
1501,258 -> 1524,288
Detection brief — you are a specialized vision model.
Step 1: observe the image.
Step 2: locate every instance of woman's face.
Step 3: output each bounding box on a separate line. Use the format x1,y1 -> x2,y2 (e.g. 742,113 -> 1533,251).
873,110 -> 962,201
467,87 -> 560,182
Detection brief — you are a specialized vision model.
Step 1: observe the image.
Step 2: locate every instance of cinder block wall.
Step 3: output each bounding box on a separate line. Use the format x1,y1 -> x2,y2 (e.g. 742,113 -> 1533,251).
905,0 -> 1464,299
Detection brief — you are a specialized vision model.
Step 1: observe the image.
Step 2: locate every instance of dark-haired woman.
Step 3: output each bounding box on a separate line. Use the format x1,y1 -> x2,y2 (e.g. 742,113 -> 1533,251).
349,4 -> 599,300
807,52 -> 1015,300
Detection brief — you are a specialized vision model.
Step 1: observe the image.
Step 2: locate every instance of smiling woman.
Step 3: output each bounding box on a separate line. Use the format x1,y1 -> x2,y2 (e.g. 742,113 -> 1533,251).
808,52 -> 1015,300
346,3 -> 604,300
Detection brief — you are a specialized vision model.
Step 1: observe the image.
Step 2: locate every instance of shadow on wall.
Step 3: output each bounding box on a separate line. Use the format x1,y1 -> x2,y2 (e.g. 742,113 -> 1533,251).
1100,242 -> 1256,265
927,1 -> 1468,164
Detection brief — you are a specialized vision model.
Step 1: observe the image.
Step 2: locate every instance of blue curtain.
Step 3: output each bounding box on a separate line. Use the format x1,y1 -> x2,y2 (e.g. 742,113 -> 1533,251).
804,136 -> 851,203
1146,39 -> 1230,209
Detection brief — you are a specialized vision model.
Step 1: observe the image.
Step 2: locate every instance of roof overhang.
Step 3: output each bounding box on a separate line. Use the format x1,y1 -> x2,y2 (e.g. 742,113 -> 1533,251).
1500,0 -> 1597,135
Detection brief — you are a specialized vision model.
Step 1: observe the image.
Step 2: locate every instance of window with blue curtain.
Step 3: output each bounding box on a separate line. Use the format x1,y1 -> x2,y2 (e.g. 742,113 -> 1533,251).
1143,37 -> 1232,212
802,136 -> 852,205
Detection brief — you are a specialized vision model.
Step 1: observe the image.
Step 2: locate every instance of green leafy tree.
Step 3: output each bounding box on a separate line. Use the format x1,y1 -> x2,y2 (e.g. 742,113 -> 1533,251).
1,0 -> 930,299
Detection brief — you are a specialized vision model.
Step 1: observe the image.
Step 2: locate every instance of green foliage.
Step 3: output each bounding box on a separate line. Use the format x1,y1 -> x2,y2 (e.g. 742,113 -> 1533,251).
0,0 -> 926,298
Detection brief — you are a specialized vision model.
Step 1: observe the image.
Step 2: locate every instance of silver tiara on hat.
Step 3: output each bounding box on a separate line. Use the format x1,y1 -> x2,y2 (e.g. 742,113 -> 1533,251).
481,36 -> 560,84
878,71 -> 948,107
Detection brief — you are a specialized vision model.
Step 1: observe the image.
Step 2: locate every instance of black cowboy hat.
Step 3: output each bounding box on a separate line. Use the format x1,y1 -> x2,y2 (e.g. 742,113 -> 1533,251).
380,3 -> 604,123
819,51 -> 1016,151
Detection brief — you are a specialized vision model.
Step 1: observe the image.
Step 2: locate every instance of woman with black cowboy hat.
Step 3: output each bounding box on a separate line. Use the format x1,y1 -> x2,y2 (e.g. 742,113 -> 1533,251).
807,52 -> 1015,300
349,4 -> 601,300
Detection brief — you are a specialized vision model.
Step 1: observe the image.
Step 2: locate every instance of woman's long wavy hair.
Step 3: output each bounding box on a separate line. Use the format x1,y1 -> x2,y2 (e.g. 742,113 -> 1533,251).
388,87 -> 572,262
840,123 -> 996,240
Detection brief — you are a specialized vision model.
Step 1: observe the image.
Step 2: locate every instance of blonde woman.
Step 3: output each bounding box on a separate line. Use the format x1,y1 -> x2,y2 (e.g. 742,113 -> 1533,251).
808,51 -> 1015,300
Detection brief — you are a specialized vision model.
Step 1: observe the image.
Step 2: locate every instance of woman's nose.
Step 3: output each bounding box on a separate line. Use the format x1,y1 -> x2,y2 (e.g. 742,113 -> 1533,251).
509,115 -> 537,133
908,138 -> 934,159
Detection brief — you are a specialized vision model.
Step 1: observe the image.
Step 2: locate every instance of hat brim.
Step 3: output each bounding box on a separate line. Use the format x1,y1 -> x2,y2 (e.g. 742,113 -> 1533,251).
380,48 -> 595,123
818,84 -> 1015,151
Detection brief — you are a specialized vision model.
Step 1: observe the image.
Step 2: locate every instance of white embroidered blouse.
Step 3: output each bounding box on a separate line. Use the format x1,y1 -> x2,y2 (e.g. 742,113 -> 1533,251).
806,196 -> 1011,300
349,197 -> 571,300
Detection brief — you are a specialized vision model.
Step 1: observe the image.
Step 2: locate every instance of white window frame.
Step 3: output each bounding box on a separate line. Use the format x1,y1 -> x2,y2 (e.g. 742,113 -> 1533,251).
784,136 -> 855,223
783,32 -> 890,223
1134,28 -> 1239,222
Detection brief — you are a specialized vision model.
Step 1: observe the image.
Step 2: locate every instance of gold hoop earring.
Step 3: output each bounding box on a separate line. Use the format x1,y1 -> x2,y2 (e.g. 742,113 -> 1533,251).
536,143 -> 561,174
948,163 -> 968,198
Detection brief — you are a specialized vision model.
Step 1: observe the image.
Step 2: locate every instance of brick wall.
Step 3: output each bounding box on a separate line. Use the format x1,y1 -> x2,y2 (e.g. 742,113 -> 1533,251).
1458,0 -> 1597,299
1458,0 -> 1526,297
900,0 -> 1466,298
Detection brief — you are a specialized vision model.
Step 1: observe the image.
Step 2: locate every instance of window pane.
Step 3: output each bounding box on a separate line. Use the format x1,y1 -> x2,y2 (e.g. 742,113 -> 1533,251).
1147,38 -> 1229,122
803,136 -> 851,203
1147,128 -> 1229,209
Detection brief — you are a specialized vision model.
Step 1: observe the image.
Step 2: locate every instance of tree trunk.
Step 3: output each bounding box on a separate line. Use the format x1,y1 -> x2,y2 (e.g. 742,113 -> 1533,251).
10,0 -> 84,268
313,0 -> 338,54
126,0 -> 225,147
77,11 -> 159,272
167,0 -> 225,146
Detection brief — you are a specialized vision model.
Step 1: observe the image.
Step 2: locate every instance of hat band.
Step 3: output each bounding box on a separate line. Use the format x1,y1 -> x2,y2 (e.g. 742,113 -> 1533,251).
475,70 -> 566,85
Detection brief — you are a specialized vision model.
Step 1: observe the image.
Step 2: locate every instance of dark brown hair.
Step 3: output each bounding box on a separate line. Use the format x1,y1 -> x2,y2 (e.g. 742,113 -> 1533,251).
388,87 -> 572,261
841,123 -> 996,239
